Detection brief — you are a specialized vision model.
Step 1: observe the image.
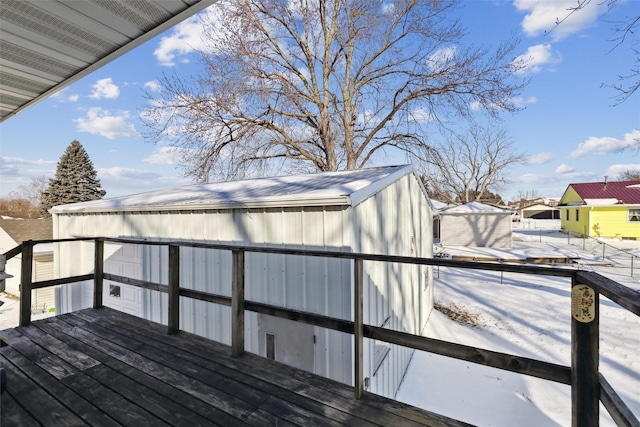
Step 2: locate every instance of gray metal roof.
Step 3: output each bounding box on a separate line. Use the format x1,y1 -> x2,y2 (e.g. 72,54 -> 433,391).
0,0 -> 216,122
438,201 -> 512,215
50,165 -> 417,213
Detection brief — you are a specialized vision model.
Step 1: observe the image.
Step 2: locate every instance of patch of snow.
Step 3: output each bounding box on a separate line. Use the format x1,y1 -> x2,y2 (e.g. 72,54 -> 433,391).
397,220 -> 640,426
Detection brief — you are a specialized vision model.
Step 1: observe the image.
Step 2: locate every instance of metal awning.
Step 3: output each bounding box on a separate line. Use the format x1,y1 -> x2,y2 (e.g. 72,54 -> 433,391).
0,0 -> 217,123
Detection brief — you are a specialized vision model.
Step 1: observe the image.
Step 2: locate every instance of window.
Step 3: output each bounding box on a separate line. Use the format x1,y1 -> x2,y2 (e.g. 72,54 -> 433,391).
566,209 -> 569,221
575,209 -> 579,221
372,341 -> 391,377
629,208 -> 640,222
109,284 -> 121,298
266,333 -> 275,360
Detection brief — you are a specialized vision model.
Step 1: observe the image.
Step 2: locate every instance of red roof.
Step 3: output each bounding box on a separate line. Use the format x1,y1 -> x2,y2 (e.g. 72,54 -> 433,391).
568,181 -> 640,204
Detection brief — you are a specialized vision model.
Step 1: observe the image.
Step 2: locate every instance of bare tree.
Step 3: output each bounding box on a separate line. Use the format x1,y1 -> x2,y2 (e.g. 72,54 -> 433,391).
420,126 -> 525,204
9,176 -> 48,207
515,189 -> 541,201
1,176 -> 49,218
142,0 -> 526,182
0,198 -> 39,219
618,169 -> 640,181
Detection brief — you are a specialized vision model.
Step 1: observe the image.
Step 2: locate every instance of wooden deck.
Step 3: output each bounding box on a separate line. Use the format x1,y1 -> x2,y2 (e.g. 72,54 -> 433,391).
0,307 -> 471,427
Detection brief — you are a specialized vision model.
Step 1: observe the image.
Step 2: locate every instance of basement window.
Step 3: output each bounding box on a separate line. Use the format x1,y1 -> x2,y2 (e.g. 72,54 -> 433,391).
109,285 -> 121,298
266,333 -> 276,360
372,341 -> 390,377
629,208 -> 640,222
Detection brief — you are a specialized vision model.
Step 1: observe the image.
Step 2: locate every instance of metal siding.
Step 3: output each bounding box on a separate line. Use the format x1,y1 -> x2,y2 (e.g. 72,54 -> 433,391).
591,206 -> 640,238
353,173 -> 433,398
53,172 -> 431,392
440,213 -> 512,248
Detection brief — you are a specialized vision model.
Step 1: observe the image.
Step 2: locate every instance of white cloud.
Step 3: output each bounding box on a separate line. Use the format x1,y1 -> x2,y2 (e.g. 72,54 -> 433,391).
510,96 -> 538,108
427,46 -> 457,73
74,107 -> 140,140
153,5 -> 239,66
1,156 -> 55,166
49,88 -> 79,103
0,157 -> 55,187
513,0 -> 605,41
516,170 -> 595,185
570,129 -> 640,158
357,109 -> 381,127
143,146 -> 186,165
528,152 -> 552,165
408,107 -> 434,123
555,163 -> 574,174
97,167 -> 160,181
605,164 -> 640,179
89,78 -> 120,99
144,81 -> 161,92
512,44 -> 559,75
0,163 -> 20,178
154,10 -> 210,66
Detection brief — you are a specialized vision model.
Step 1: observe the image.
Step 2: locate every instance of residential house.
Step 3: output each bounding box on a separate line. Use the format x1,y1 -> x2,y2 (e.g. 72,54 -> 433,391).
558,180 -> 640,238
0,218 -> 55,312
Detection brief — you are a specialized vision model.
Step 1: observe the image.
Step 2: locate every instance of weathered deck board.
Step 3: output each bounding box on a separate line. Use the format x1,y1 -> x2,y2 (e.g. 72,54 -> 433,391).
0,307 -> 472,427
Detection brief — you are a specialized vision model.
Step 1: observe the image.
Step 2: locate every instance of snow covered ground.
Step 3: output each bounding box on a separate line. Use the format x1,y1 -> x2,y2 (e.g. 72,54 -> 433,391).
397,219 -> 639,426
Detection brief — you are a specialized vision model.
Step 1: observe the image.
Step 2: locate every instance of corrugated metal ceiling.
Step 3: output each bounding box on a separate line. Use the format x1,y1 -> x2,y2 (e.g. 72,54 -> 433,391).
0,0 -> 216,122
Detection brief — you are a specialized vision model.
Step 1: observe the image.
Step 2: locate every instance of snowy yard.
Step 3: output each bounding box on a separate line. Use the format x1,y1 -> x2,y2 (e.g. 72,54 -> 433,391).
397,220 -> 640,426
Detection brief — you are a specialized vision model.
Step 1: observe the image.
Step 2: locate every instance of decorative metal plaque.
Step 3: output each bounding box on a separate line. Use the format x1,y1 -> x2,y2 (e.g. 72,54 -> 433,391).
571,285 -> 596,323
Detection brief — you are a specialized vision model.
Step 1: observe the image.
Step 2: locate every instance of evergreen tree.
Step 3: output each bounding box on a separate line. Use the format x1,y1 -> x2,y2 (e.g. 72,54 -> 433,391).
40,140 -> 106,216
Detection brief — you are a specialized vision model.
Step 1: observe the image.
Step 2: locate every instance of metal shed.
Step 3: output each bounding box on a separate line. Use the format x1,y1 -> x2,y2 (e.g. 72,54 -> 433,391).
51,165 -> 434,399
437,201 -> 512,248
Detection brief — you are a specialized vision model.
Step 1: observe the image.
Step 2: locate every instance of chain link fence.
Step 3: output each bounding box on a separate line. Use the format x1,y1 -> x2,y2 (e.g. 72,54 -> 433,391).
496,220 -> 638,281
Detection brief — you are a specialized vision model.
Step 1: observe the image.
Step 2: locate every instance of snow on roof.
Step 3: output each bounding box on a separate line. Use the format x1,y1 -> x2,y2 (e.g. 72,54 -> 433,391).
439,201 -> 511,215
583,198 -> 620,206
51,165 -> 416,214
520,203 -> 558,211
430,200 -> 454,212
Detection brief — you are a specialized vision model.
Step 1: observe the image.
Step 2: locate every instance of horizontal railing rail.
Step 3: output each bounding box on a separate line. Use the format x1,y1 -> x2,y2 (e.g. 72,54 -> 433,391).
2,244 -> 22,261
10,237 -> 640,427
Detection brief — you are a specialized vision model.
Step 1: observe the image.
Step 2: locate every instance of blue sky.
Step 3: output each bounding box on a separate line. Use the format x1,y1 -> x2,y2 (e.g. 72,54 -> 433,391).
1,0 -> 638,202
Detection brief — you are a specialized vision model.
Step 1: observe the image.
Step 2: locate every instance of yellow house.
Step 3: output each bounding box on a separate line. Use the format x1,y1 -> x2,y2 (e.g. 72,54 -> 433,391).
558,180 -> 640,239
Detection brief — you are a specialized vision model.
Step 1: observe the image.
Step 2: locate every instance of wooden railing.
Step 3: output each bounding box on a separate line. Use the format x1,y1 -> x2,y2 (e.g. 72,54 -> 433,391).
5,237 -> 640,427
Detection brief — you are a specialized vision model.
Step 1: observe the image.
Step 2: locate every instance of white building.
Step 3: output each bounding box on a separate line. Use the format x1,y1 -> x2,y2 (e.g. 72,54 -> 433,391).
437,201 -> 513,248
0,218 -> 55,312
51,165 -> 434,398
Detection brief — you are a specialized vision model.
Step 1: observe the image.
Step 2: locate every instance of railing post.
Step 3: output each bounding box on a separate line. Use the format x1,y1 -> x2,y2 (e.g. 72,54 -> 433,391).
93,239 -> 104,308
231,249 -> 245,357
168,244 -> 180,335
571,275 -> 599,427
354,258 -> 364,399
19,240 -> 33,327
